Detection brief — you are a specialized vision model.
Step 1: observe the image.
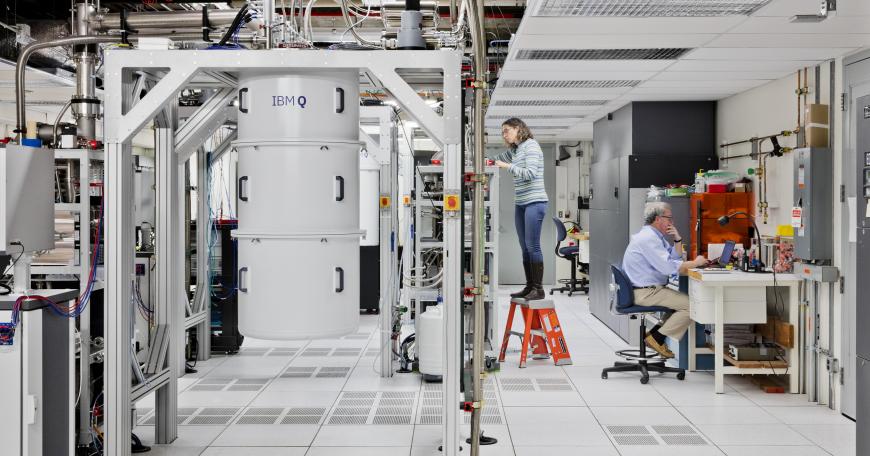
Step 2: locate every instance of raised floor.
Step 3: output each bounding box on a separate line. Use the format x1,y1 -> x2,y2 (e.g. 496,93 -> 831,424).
133,288 -> 855,456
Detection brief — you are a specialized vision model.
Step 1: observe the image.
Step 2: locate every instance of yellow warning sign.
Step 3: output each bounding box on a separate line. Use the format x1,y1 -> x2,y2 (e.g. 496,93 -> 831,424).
380,196 -> 391,208
444,194 -> 460,211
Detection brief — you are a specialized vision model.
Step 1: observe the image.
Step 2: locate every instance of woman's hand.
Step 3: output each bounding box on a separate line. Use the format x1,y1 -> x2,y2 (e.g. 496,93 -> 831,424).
495,160 -> 511,169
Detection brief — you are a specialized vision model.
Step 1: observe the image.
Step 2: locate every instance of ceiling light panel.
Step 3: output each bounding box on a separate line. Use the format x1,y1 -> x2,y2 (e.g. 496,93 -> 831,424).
533,0 -> 774,17
493,99 -> 609,107
515,48 -> 692,61
501,79 -> 641,89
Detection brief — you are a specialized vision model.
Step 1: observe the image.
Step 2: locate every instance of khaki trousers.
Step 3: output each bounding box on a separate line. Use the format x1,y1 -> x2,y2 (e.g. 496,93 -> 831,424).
633,286 -> 690,340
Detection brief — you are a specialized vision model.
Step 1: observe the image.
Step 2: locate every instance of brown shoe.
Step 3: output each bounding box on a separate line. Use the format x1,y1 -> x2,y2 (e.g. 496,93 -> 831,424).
644,334 -> 675,359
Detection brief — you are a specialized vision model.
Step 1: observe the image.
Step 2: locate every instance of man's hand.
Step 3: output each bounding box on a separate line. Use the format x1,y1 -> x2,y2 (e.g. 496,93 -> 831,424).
495,160 -> 511,169
693,255 -> 708,267
666,224 -> 681,242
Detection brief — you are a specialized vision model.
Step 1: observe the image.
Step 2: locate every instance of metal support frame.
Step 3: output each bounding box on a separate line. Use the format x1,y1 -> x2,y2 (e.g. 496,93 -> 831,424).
102,49 -> 462,456
361,106 -> 400,378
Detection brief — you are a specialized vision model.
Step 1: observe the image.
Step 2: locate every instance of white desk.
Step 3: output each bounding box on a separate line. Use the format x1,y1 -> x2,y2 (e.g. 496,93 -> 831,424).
687,270 -> 801,394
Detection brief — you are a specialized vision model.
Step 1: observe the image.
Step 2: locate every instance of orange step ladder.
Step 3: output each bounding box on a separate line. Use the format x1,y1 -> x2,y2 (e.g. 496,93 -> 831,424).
498,298 -> 572,368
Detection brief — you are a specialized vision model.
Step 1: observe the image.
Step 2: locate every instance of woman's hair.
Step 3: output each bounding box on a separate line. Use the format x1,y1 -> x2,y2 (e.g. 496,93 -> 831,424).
501,117 -> 534,145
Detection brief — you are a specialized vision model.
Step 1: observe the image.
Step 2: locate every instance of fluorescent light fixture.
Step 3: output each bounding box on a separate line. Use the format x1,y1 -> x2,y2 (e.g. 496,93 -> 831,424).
516,48 -> 691,61
534,0 -> 774,17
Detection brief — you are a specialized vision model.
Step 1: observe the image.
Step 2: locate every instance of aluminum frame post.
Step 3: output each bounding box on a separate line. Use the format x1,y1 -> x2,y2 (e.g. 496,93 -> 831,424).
195,146 -> 211,361
76,151 -> 93,448
154,113 -> 181,444
104,70 -> 135,456
441,143 -> 463,456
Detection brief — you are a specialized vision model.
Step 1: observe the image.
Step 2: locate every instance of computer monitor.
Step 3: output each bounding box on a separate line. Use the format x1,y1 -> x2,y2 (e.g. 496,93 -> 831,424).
718,240 -> 736,267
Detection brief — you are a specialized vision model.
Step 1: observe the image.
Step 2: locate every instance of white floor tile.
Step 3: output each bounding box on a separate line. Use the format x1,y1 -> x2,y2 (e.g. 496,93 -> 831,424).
742,392 -> 818,407
695,424 -> 813,446
201,447 -> 308,456
178,391 -> 261,407
504,407 -> 610,446
135,425 -> 225,447
514,446 -> 617,456
135,446 -> 207,456
498,391 -> 585,407
677,406 -> 779,425
310,447 -> 411,456
264,378 -> 350,392
791,424 -> 857,456
211,425 -> 319,447
412,425 -> 514,453
655,389 -> 756,407
764,406 -> 855,425
412,444 -> 513,456
590,406 -> 690,425
719,446 -> 831,456
312,425 -> 414,447
580,390 -> 671,407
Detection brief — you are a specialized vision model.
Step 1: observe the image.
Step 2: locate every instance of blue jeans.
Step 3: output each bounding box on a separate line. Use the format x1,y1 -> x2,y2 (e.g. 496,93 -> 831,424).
514,201 -> 547,263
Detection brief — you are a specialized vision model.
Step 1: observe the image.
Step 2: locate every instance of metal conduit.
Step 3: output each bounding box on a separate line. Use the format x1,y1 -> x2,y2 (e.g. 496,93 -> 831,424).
15,35 -> 121,139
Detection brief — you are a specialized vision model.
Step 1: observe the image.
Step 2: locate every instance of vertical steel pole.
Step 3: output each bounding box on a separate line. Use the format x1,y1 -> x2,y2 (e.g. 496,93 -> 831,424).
196,146 -> 211,360
76,151 -> 92,447
442,142 -> 463,456
468,0 -> 486,453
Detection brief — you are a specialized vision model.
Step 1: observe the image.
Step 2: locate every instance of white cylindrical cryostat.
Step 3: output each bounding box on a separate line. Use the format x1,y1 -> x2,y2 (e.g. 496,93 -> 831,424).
233,70 -> 362,340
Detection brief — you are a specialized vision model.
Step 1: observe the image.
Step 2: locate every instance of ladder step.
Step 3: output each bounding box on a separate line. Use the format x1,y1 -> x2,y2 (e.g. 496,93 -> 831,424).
530,329 -> 546,337
509,331 -> 524,337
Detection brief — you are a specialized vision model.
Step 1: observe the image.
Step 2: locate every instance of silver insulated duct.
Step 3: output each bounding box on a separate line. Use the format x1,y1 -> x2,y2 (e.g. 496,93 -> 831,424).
233,70 -> 362,340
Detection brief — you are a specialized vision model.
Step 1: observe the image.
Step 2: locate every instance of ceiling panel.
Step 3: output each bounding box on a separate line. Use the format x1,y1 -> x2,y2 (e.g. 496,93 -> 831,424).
755,0 -> 870,17
665,59 -> 821,72
729,16 -> 870,34
493,87 -> 633,98
497,69 -> 661,81
519,17 -> 745,35
652,70 -> 790,80
683,47 -> 857,60
706,33 -> 870,48
637,79 -> 763,90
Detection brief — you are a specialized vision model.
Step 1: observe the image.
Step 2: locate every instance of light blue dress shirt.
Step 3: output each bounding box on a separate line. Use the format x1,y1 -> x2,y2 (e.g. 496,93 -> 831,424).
622,225 -> 683,287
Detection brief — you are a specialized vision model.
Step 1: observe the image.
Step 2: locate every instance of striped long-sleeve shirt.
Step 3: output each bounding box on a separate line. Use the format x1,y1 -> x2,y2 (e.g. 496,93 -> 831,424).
491,138 -> 548,206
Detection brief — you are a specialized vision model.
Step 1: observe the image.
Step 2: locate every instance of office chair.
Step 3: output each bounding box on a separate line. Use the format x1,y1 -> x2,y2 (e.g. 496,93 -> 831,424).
601,264 -> 685,384
550,217 -> 589,296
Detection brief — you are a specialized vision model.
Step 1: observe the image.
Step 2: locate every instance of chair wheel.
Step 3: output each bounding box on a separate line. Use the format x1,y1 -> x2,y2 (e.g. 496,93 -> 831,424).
640,376 -> 649,384
601,372 -> 608,379
549,290 -> 554,295
677,372 -> 685,380
568,292 -> 573,296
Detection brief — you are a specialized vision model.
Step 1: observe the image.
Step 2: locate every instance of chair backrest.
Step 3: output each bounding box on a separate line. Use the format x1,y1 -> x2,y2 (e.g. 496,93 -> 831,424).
552,217 -> 567,242
609,264 -> 635,313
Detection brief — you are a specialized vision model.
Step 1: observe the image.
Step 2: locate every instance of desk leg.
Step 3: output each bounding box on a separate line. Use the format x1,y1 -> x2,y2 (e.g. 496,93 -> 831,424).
688,323 -> 697,372
715,286 -> 725,394
789,283 -> 800,394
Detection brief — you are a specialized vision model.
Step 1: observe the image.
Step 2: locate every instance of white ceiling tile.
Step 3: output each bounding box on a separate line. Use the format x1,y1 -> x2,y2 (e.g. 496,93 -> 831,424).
518,17 -> 746,35
753,0 -> 834,17
652,70 -> 789,80
498,69 -> 660,80
730,16 -> 870,34
628,87 -> 738,95
706,33 -> 870,48
514,34 -> 716,48
683,47 -> 855,60
620,92 -> 732,101
638,79 -> 763,90
666,59 -> 821,72
494,87 -> 633,98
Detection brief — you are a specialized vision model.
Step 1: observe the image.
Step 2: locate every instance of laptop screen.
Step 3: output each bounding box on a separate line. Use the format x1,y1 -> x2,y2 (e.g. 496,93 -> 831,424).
718,240 -> 736,267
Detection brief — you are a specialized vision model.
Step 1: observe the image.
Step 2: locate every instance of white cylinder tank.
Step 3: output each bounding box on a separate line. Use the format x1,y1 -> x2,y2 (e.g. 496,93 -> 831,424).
234,70 -> 361,340
417,304 -> 443,381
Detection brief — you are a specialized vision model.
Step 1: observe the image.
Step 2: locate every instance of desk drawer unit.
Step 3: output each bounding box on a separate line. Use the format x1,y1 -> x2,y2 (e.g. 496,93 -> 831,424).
689,279 -> 767,324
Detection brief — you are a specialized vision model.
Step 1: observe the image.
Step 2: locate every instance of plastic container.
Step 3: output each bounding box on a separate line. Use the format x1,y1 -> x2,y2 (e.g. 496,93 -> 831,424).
706,183 -> 728,193
417,304 -> 443,381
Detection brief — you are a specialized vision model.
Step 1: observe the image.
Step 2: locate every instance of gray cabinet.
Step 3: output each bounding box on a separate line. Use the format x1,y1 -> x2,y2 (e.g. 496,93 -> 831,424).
858,357 -> 870,455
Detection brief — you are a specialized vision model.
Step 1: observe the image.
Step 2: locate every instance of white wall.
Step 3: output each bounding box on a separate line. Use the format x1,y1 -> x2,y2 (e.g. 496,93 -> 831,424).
717,63 -> 845,410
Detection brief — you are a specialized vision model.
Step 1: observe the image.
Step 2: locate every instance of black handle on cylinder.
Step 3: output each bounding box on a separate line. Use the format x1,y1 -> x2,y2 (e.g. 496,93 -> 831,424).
238,176 -> 249,201
335,87 -> 345,113
238,87 -> 248,113
239,267 -> 249,293
335,267 -> 344,293
335,176 -> 345,201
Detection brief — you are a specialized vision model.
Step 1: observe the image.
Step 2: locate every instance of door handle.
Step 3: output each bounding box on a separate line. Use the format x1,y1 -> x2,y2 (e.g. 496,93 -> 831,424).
239,267 -> 249,293
238,176 -> 249,202
334,267 -> 344,293
238,87 -> 248,113
335,176 -> 345,201
335,87 -> 345,113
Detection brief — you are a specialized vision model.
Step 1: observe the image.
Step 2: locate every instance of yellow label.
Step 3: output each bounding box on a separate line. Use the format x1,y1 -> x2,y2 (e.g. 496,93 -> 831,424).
380,196 -> 391,208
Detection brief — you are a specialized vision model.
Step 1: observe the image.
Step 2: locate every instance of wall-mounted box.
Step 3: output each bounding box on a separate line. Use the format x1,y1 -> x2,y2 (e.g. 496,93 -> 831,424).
0,145 -> 54,254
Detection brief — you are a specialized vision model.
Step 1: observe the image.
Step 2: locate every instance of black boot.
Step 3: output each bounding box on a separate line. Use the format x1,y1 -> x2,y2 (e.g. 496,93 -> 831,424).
510,261 -> 532,298
522,262 -> 545,300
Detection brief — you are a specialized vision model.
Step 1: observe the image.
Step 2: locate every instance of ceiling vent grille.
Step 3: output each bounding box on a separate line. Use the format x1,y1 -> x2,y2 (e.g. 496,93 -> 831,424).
533,0 -> 773,17
502,79 -> 641,89
516,48 -> 691,61
493,99 -> 608,107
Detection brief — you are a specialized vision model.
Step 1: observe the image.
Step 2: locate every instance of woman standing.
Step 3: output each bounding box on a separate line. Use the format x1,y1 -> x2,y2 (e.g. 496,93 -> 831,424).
492,118 -> 548,300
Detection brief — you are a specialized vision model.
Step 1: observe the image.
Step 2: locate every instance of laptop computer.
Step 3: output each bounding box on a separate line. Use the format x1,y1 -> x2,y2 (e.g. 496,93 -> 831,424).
700,240 -> 736,270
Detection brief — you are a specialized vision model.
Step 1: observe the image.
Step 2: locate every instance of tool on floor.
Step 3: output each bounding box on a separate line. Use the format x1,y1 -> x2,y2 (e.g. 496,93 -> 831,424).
498,298 -> 572,368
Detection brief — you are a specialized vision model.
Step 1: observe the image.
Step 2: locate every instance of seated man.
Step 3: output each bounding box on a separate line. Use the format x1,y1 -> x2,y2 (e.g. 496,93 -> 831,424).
622,202 -> 707,358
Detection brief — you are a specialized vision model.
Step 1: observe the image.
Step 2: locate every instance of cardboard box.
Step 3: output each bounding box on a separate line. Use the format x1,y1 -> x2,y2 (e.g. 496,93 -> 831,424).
806,125 -> 829,148
732,182 -> 749,193
806,103 -> 829,125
